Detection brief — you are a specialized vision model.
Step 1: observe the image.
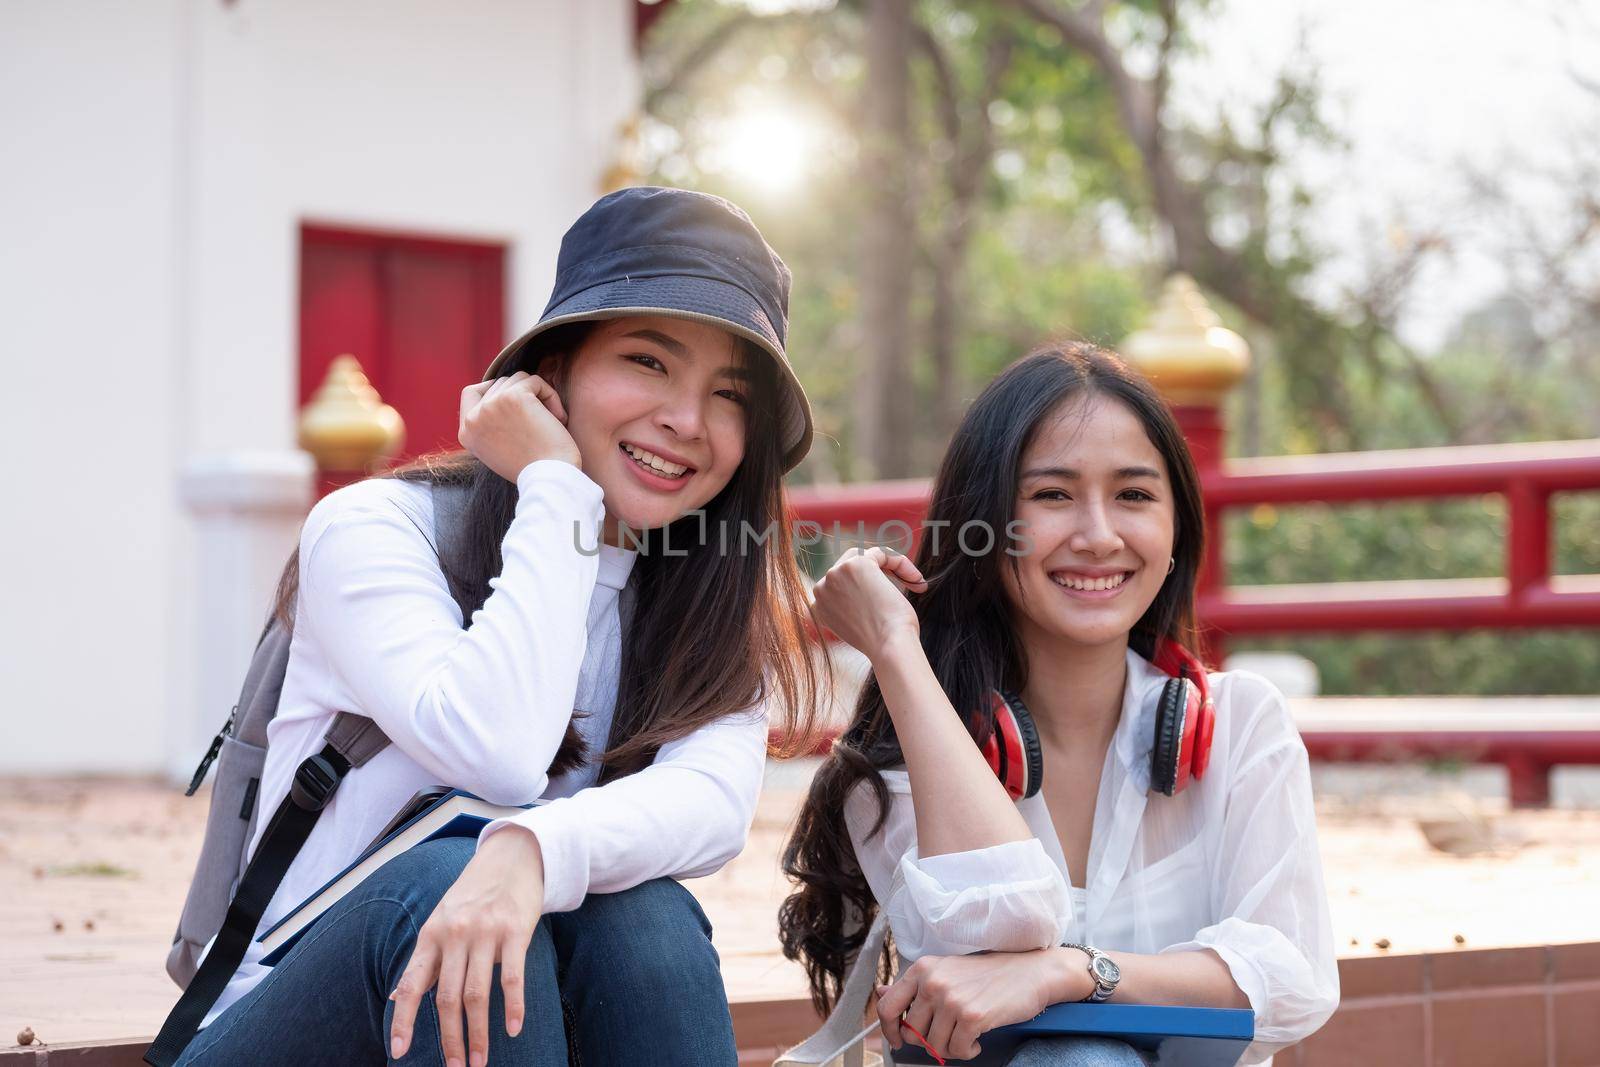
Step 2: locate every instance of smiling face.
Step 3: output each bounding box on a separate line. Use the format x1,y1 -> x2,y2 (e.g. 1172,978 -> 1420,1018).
551,315 -> 750,534
1001,393 -> 1177,653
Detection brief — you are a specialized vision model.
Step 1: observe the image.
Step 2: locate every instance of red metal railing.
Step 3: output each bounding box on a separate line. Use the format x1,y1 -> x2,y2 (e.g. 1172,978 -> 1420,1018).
784,439 -> 1600,805
789,438 -> 1600,638
1195,438 -> 1600,638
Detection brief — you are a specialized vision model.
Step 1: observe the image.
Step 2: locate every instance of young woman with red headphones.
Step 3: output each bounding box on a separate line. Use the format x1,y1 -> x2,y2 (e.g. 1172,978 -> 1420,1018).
779,344 -> 1339,1066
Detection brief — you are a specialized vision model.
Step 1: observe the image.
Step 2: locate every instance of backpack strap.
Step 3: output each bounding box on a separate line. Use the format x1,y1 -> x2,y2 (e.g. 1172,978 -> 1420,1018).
324,711 -> 392,769
147,479 -> 471,1066
144,741 -> 360,1066
774,912 -> 889,1066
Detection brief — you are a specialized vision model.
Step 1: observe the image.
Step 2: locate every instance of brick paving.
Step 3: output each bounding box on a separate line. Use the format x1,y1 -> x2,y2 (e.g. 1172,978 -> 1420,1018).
4,764 -> 1600,1053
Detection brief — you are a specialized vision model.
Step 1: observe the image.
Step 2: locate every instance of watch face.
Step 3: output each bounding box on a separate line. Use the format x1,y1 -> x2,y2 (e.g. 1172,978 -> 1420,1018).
1093,956 -> 1121,984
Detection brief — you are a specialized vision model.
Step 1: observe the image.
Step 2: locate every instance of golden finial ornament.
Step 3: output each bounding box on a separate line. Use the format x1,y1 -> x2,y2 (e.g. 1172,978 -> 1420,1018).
1120,274 -> 1251,404
296,355 -> 405,471
600,115 -> 643,194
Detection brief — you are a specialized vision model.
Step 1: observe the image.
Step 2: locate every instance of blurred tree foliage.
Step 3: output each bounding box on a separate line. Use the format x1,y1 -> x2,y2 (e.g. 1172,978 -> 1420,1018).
642,0 -> 1164,477
639,0 -> 1600,694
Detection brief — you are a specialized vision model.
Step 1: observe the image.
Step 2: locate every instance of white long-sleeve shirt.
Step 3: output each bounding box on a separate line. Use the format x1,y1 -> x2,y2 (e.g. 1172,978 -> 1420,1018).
844,648 -> 1339,1065
201,460 -> 767,1026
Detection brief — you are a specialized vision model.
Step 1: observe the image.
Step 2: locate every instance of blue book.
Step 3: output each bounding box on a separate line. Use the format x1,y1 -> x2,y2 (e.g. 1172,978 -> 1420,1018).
257,787 -> 539,965
891,1002 -> 1254,1067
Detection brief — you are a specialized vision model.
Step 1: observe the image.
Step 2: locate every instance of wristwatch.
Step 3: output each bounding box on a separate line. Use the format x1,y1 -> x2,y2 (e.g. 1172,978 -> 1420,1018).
1062,942 -> 1121,1002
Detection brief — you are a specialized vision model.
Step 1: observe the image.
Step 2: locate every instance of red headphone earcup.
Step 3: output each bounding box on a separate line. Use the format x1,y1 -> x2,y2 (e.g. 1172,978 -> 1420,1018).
1150,677 -> 1199,796
1192,691 -> 1216,781
978,696 -> 1009,791
988,691 -> 1043,800
1148,641 -> 1215,797
1007,692 -> 1044,800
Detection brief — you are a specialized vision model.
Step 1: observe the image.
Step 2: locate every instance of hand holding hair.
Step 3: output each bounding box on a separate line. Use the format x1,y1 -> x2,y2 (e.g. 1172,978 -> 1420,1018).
808,546 -> 928,664
459,371 -> 583,481
818,545 -> 1035,857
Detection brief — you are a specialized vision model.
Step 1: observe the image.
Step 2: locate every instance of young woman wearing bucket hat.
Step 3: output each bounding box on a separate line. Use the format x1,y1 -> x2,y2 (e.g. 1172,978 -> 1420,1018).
171,188 -> 823,1067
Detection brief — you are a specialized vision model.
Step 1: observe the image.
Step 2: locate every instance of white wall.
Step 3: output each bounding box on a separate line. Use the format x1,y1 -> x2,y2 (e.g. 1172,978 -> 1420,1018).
1,1 -> 187,776
181,0 -> 639,455
2,0 -> 640,776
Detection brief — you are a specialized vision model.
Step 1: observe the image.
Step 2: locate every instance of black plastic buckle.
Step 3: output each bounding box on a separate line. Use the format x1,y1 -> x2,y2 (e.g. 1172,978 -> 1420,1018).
290,754 -> 341,811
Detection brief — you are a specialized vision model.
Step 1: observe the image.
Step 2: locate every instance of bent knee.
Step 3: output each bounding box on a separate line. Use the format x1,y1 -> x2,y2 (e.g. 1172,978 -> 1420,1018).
577,878 -> 712,940
562,880 -> 720,988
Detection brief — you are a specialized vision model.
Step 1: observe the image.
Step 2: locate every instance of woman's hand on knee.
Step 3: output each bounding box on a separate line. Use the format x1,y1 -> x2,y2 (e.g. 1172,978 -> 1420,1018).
389,828 -> 547,1067
875,950 -> 1062,1062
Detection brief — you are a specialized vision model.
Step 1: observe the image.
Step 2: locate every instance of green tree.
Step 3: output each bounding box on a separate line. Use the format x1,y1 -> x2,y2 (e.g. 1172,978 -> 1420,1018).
638,0 -> 1600,694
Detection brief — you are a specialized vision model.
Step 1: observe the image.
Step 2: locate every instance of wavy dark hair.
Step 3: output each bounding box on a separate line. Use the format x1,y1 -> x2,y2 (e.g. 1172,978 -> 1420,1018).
275,320 -> 822,780
777,342 -> 1205,1012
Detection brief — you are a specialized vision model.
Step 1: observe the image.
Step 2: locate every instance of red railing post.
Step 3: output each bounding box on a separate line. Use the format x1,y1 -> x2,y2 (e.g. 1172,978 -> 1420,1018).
1174,403 -> 1228,665
1504,752 -> 1553,808
1506,479 -> 1551,598
1171,401 -> 1228,585
1121,275 -> 1251,667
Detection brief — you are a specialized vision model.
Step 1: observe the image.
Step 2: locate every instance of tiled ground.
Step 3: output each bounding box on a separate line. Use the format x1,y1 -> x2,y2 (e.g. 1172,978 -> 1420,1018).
4,762 -> 1600,1051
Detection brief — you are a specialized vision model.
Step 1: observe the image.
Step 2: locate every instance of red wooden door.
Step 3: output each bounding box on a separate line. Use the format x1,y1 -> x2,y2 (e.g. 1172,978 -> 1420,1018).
299,224 -> 506,468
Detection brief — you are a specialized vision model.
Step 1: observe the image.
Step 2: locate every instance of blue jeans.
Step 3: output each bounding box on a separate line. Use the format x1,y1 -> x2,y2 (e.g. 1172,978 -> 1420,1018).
174,837 -> 738,1065
1004,1036 -> 1149,1066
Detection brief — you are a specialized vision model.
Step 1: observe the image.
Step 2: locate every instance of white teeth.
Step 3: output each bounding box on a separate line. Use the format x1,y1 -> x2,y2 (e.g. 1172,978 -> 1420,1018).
622,443 -> 688,478
1052,571 -> 1129,591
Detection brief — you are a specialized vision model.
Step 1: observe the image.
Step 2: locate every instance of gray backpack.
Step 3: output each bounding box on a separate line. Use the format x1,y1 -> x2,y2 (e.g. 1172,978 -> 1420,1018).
145,481 -> 469,1067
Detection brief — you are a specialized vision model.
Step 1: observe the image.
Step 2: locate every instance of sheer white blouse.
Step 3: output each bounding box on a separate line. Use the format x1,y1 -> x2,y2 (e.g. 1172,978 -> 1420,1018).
844,648 -> 1340,1065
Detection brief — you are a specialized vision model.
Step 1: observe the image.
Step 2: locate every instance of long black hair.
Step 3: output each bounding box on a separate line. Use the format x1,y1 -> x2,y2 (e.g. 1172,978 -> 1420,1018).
276,320 -> 822,779
777,341 -> 1205,1012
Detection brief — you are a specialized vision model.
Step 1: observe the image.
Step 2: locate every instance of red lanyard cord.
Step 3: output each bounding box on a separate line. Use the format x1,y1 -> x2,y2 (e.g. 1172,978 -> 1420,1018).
899,1018 -> 946,1065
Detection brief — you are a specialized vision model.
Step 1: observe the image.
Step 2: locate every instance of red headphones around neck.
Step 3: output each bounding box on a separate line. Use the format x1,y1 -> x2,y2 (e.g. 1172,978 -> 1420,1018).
978,639 -> 1215,800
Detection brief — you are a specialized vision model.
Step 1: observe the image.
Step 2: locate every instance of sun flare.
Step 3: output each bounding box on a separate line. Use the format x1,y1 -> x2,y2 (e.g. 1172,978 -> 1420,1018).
707,104 -> 829,195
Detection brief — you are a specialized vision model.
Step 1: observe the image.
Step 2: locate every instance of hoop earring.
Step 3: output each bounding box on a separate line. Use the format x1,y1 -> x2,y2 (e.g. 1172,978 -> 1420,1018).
1167,557 -> 1176,575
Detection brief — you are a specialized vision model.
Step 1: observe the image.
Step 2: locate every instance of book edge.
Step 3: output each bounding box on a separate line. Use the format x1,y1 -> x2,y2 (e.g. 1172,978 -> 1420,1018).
258,792 -> 528,954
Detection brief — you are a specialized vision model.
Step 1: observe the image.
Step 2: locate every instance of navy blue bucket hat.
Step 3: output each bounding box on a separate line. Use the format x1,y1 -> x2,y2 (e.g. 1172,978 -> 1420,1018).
485,186 -> 814,472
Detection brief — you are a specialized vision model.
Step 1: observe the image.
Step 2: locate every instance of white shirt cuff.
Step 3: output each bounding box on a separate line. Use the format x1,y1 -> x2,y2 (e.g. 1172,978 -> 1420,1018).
893,838 -> 1072,957
516,458 -> 600,504
1162,934 -> 1271,1021
477,798 -> 589,914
